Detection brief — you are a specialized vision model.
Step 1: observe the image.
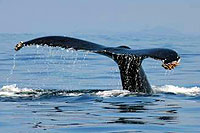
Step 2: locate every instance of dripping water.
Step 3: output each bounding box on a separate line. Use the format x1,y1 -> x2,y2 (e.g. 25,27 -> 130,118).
6,53 -> 16,84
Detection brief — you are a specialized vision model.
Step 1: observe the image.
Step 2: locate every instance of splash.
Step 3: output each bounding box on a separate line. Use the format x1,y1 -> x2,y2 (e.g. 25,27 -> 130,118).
0,84 -> 200,98
96,85 -> 200,97
153,85 -> 200,96
96,89 -> 130,97
0,84 -> 35,97
0,84 -> 83,98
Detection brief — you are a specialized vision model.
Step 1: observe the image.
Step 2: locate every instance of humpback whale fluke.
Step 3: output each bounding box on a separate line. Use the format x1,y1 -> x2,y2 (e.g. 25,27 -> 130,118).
15,36 -> 180,94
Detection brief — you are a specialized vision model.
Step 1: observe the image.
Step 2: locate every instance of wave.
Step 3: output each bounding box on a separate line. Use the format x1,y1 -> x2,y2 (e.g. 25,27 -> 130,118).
95,85 -> 200,97
0,84 -> 35,97
0,84 -> 83,98
153,85 -> 200,96
0,84 -> 200,99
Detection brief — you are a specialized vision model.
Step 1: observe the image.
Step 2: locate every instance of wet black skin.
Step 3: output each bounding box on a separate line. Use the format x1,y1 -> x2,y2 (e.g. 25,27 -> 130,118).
15,36 -> 180,94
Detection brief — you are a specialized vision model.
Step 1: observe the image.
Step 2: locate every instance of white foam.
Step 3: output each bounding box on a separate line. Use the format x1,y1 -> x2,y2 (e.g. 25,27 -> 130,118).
0,84 -> 83,97
1,84 -> 200,98
96,89 -> 131,97
153,85 -> 200,96
96,85 -> 200,97
0,84 -> 35,97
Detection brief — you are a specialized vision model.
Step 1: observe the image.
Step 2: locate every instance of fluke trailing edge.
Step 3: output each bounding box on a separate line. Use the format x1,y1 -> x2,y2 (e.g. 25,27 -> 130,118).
15,36 -> 180,94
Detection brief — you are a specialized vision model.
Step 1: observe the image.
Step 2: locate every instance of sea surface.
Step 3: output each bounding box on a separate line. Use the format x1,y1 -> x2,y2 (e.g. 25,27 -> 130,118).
0,32 -> 200,133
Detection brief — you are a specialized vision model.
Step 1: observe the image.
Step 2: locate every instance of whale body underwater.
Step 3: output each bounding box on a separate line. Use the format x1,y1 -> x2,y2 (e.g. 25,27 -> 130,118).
15,36 -> 180,94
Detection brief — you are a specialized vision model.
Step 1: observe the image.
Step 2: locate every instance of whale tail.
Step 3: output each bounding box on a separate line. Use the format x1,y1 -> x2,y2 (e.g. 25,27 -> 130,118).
15,36 -> 180,94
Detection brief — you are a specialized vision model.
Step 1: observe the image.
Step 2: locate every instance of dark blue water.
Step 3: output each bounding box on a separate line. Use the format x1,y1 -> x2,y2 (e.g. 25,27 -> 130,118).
0,33 -> 200,133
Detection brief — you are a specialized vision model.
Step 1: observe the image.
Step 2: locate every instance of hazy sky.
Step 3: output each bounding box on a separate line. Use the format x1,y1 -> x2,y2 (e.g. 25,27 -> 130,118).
0,0 -> 200,34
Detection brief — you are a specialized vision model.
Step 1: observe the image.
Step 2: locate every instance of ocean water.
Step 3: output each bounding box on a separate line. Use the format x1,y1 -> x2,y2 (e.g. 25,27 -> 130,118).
0,33 -> 200,133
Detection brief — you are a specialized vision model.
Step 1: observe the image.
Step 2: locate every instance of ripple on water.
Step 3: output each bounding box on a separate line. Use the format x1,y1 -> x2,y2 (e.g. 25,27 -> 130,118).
0,85 -> 200,132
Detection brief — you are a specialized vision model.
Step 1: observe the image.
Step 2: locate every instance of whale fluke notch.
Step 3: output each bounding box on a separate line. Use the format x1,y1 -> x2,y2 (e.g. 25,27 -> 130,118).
15,36 -> 180,94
